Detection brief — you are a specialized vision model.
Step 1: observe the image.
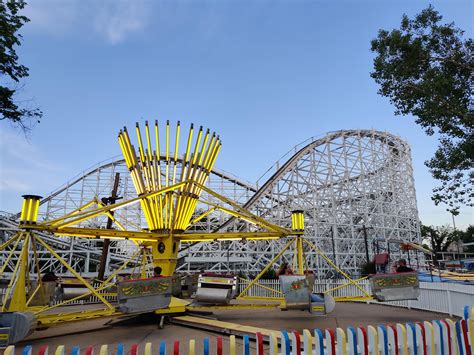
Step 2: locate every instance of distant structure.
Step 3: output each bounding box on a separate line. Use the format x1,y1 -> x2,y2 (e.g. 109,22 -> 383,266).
186,130 -> 422,277
0,129 -> 422,278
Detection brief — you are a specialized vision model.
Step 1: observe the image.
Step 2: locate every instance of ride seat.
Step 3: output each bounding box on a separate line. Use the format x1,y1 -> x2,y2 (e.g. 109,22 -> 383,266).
370,271 -> 420,302
117,276 -> 172,314
195,274 -> 237,305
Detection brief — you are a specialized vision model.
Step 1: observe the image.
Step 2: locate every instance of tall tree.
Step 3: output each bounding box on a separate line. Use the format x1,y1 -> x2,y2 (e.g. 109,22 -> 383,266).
371,6 -> 473,213
459,225 -> 474,252
0,0 -> 42,131
421,224 -> 457,265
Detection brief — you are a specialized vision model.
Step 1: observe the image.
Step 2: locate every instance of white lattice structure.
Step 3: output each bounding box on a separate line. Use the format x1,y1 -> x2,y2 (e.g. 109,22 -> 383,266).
0,156 -> 256,276
184,130 -> 423,277
0,129 -> 422,278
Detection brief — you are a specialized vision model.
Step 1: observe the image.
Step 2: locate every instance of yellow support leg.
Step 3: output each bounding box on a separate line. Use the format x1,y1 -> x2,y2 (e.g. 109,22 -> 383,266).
33,233 -> 114,310
3,233 -> 29,311
303,238 -> 372,298
238,238 -> 294,298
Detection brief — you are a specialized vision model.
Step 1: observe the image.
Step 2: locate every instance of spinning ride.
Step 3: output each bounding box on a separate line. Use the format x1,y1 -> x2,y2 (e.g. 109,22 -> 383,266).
0,122 -> 328,344
0,122 -> 420,346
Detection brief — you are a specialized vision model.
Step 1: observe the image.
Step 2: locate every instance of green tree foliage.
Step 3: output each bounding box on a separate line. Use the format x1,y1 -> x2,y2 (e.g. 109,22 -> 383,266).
422,224 -> 474,256
0,0 -> 42,131
371,6 -> 473,213
459,225 -> 474,252
421,225 -> 457,254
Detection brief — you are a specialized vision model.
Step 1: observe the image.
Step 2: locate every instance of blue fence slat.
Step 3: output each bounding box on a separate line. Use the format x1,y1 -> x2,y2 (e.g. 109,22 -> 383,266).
242,335 -> 249,355
455,321 -> 465,355
348,327 -> 358,355
159,340 -> 166,355
204,338 -> 210,355
281,330 -> 291,355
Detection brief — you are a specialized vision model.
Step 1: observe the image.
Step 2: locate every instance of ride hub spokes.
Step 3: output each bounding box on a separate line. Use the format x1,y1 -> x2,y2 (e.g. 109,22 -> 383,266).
118,121 -> 221,232
118,121 -> 222,275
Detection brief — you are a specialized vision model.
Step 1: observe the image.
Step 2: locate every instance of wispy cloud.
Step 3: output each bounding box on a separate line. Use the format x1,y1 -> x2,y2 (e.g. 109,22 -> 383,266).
0,130 -> 63,193
95,1 -> 150,44
23,0 -> 151,44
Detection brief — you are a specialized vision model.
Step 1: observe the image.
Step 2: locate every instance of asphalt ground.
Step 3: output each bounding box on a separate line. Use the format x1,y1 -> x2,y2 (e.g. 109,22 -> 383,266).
18,302 -> 455,354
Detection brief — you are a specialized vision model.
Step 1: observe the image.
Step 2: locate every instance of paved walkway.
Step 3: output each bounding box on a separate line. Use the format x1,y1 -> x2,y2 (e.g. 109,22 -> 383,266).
19,303 -> 455,353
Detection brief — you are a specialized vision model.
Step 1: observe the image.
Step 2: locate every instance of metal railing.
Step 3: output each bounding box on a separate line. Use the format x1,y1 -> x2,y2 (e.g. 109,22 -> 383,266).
2,278 -> 472,317
238,279 -> 474,317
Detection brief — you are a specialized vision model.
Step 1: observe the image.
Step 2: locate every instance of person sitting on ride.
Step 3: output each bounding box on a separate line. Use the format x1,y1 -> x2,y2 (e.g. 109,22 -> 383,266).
154,266 -> 162,277
42,271 -> 59,282
396,259 -> 414,273
276,262 -> 294,277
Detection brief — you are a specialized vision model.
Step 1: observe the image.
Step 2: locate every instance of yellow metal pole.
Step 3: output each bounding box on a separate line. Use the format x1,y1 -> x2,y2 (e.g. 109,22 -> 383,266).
163,120 -> 170,228
0,233 -> 22,276
34,234 -> 114,309
0,232 -> 20,252
101,248 -> 143,285
178,127 -> 204,230
292,244 -> 298,273
197,183 -> 290,234
323,276 -> 369,294
26,236 -> 45,307
138,123 -> 158,226
44,199 -> 98,226
169,121 -> 180,230
145,121 -> 161,228
2,232 -> 29,312
182,134 -> 217,228
154,121 -> 164,229
303,238 -> 371,297
238,277 -> 284,296
141,248 -> 148,278
96,201 -> 126,231
36,249 -> 143,314
297,237 -> 304,274
189,207 -> 216,226
175,124 -> 194,229
50,181 -> 188,229
118,133 -> 132,166
238,238 -> 295,298
178,126 -> 203,229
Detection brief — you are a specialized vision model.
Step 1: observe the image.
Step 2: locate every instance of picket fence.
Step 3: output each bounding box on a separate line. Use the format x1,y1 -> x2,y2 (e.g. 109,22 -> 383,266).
239,279 -> 474,317
3,305 -> 473,355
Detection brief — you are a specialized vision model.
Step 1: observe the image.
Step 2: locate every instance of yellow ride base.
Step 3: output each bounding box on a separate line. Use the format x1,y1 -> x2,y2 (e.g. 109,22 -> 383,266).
154,297 -> 190,315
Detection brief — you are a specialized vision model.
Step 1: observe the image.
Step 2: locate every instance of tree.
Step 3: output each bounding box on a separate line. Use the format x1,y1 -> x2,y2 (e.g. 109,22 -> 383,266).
459,225 -> 474,252
371,6 -> 473,213
0,0 -> 42,131
421,224 -> 458,265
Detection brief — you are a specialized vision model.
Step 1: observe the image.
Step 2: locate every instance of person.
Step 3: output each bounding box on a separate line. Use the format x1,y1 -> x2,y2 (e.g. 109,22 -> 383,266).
396,259 -> 414,272
39,272 -> 60,306
42,271 -> 59,282
154,266 -> 162,277
276,262 -> 294,277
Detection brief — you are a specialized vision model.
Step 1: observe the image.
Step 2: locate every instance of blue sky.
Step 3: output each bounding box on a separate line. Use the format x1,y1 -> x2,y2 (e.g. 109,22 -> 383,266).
0,0 -> 472,229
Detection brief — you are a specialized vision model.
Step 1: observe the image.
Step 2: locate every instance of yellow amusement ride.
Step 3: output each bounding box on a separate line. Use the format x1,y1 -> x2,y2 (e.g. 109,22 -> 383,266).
1,121 -> 383,345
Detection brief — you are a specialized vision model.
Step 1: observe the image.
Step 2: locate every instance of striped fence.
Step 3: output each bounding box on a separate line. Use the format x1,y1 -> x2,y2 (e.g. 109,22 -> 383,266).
3,305 -> 473,355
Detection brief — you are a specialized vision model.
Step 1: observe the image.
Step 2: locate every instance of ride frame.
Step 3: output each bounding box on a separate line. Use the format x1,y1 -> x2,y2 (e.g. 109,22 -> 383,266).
0,121 -> 370,328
